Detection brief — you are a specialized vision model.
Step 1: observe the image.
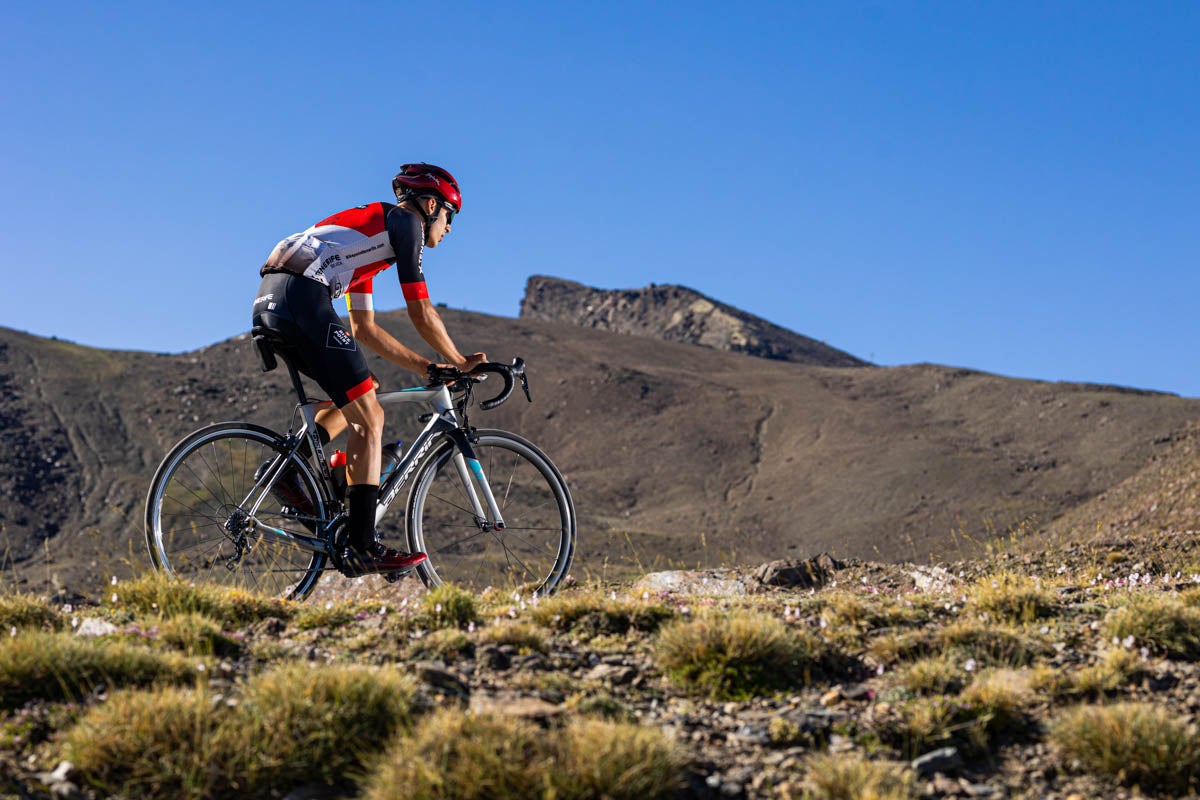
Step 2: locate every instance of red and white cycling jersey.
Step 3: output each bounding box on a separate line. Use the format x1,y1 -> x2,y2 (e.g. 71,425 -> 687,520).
260,202 -> 428,311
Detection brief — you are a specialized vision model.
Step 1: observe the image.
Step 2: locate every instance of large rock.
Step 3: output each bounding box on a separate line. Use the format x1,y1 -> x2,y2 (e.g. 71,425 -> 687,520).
755,554 -> 842,590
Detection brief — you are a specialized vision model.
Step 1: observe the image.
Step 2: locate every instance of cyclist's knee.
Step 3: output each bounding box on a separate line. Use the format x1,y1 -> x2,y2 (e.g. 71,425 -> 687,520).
342,394 -> 384,439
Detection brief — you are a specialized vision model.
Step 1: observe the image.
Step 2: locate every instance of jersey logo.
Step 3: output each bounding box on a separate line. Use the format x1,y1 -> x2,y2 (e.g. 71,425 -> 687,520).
326,324 -> 357,352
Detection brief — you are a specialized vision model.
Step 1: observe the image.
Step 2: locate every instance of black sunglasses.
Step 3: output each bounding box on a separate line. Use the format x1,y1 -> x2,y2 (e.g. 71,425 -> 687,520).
441,202 -> 456,226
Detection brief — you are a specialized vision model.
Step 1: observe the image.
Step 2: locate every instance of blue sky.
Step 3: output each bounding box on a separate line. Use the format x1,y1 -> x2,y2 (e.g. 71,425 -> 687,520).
3,2 -> 1197,396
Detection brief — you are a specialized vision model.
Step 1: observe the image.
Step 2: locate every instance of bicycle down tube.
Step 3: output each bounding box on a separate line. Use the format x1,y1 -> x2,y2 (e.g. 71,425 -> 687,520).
374,385 -> 502,530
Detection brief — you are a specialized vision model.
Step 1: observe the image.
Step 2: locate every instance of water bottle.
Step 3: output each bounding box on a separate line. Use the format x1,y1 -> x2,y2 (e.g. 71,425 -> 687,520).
329,450 -> 347,500
380,441 -> 404,483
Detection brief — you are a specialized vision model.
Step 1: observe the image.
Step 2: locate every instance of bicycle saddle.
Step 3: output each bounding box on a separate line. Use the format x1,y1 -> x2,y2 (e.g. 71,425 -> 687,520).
250,325 -> 290,373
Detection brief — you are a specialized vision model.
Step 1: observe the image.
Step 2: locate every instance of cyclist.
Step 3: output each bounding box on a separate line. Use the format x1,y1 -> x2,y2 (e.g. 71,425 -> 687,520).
251,163 -> 486,574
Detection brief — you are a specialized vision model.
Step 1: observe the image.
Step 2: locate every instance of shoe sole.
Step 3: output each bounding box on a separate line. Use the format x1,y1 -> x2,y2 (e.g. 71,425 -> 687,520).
337,556 -> 426,579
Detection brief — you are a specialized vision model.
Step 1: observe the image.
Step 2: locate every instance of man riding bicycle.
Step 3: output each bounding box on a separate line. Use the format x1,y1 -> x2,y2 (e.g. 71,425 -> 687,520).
252,163 -> 486,575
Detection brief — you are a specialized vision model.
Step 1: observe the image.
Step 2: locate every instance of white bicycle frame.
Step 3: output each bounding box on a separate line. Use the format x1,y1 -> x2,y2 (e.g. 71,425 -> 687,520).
245,382 -> 506,553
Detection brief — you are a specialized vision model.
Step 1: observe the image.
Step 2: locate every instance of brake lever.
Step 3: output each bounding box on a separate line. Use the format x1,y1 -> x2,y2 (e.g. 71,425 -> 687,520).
508,357 -> 531,402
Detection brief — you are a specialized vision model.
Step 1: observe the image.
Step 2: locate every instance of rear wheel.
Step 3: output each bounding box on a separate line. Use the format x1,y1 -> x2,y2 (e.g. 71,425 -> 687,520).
144,422 -> 327,600
403,430 -> 575,595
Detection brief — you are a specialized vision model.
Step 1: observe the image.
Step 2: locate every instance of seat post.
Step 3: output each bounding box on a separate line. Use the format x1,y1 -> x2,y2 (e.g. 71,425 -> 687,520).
279,352 -> 310,405
251,326 -> 312,406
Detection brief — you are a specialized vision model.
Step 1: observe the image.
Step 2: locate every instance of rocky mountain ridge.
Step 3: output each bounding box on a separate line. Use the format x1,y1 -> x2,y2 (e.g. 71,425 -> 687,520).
519,276 -> 869,367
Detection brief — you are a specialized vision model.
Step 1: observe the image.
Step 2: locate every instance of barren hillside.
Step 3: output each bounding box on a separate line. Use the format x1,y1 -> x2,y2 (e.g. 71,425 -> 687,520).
2,296 -> 1197,594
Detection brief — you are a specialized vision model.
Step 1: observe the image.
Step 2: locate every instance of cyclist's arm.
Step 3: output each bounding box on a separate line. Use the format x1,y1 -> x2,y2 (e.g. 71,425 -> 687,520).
406,298 -> 486,370
348,307 -> 433,377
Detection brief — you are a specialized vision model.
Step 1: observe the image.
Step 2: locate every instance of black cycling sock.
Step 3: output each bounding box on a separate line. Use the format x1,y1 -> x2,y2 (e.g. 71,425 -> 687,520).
297,423 -> 332,461
346,484 -> 379,551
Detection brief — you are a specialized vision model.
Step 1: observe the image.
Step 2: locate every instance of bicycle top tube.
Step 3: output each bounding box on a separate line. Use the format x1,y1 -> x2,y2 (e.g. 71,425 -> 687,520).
290,386 -> 445,410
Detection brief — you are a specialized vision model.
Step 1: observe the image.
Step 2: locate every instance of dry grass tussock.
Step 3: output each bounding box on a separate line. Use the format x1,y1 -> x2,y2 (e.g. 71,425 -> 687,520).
0,631 -> 200,709
654,609 -> 836,699
1051,702 -> 1200,794
796,752 -> 916,800
362,708 -> 686,800
63,663 -> 417,799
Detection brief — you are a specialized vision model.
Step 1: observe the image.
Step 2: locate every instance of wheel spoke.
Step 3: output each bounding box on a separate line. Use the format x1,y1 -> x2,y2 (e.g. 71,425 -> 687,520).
406,433 -> 574,595
147,426 -> 327,601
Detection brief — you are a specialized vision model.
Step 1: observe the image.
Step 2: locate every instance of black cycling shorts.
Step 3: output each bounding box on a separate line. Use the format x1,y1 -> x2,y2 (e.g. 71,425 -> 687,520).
251,272 -> 374,408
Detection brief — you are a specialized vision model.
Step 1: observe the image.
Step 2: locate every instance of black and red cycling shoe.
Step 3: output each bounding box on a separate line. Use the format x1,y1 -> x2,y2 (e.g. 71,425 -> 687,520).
340,541 -> 427,577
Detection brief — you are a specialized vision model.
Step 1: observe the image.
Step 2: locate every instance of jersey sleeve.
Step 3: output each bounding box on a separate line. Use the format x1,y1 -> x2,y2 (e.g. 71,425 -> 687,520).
385,206 -> 429,302
346,274 -> 374,312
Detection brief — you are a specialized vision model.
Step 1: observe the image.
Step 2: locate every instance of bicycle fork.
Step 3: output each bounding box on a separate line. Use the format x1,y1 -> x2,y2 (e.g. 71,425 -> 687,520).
449,431 -> 506,533
453,452 -> 506,532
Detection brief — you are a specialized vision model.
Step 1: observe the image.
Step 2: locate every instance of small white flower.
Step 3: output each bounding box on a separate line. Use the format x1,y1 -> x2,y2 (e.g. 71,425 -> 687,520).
965,658 -> 977,672
111,593 -> 119,604
467,621 -> 476,633
1040,626 -> 1050,635
379,606 -> 388,615
9,627 -> 15,638
643,591 -> 650,600
435,603 -> 443,614
1122,635 -> 1136,649
325,601 -> 333,610
196,662 -> 206,672
876,664 -> 886,676
111,576 -> 118,586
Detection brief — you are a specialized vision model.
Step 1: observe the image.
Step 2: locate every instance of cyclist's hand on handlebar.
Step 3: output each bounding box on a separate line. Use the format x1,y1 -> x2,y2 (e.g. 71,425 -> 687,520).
460,352 -> 488,372
427,362 -> 464,384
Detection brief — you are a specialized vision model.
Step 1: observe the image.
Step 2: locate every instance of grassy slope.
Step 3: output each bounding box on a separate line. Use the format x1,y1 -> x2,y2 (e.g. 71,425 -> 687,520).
4,512 -> 1200,800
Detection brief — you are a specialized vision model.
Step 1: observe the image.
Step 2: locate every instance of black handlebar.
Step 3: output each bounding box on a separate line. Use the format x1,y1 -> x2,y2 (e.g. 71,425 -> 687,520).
426,358 -> 531,410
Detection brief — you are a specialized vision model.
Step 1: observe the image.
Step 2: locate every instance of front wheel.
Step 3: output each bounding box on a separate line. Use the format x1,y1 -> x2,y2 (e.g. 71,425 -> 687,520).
144,422 -> 328,601
403,430 -> 576,595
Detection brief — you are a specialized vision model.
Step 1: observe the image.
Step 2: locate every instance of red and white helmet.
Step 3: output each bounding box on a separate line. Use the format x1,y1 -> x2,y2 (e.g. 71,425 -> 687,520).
392,163 -> 462,213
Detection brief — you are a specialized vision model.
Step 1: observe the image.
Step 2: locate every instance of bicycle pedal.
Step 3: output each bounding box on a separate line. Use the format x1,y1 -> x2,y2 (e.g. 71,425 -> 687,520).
384,568 -> 415,583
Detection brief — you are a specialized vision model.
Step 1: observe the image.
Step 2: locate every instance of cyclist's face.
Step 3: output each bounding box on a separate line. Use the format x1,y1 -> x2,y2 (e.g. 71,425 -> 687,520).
426,203 -> 452,248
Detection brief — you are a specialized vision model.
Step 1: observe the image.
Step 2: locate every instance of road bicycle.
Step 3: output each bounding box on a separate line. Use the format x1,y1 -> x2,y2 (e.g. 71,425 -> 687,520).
143,327 -> 576,601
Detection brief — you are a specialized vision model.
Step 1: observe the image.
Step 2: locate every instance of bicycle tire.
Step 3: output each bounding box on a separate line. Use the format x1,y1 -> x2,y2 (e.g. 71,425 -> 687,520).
144,422 -> 328,601
402,429 -> 576,596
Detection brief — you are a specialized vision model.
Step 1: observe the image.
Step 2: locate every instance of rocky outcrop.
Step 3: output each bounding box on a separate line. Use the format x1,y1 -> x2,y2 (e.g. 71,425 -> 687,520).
519,276 -> 870,367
